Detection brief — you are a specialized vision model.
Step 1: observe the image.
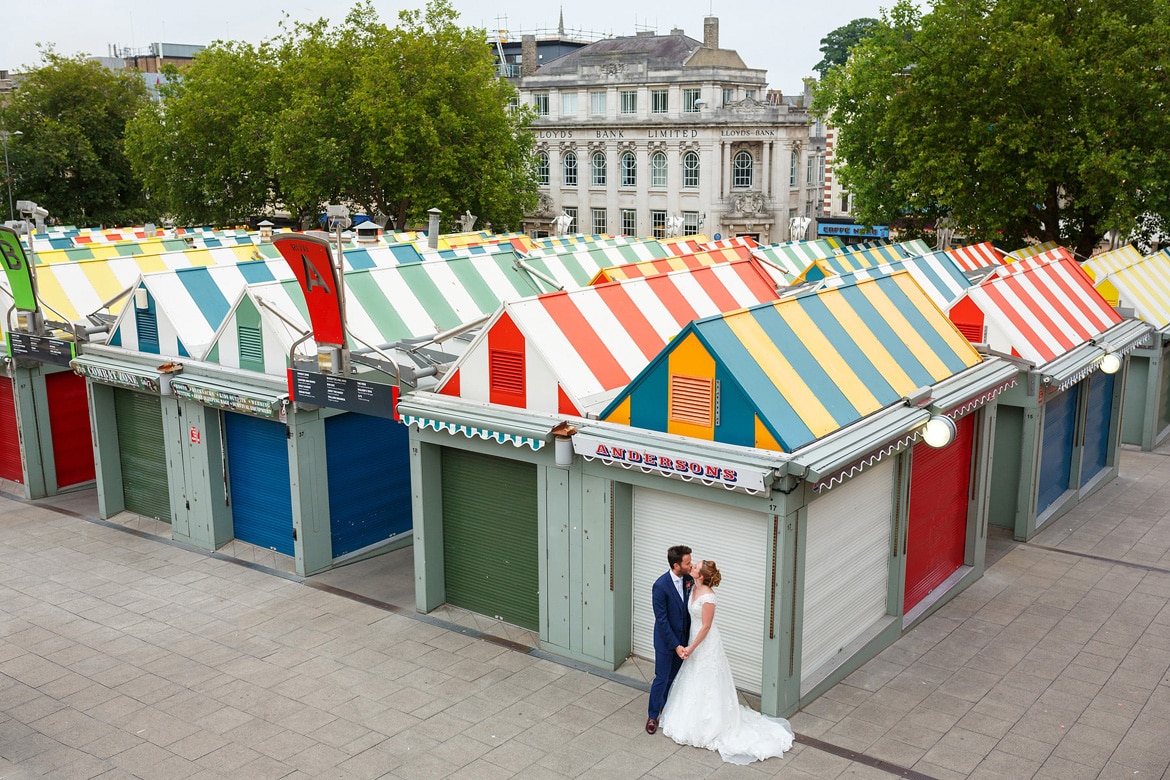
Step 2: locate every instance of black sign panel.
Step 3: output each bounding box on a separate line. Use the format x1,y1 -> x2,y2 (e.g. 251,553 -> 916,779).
7,332 -> 77,366
288,369 -> 399,419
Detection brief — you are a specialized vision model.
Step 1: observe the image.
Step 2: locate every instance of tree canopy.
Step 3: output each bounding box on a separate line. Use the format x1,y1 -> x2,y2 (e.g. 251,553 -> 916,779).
812,18 -> 879,79
0,52 -> 151,226
814,0 -> 1170,256
126,0 -> 537,231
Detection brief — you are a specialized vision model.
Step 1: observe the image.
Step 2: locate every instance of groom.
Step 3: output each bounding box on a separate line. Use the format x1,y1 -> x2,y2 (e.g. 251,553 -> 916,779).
646,544 -> 693,735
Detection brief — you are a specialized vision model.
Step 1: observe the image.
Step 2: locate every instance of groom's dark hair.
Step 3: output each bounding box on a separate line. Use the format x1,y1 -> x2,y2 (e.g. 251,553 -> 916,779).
667,545 -> 692,568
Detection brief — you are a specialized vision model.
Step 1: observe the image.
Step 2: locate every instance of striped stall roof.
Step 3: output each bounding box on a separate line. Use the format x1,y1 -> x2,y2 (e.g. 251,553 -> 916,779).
992,246 -> 1075,274
435,245 -> 521,260
110,260 -> 298,357
1095,250 -> 1170,328
529,233 -> 604,249
750,241 -> 835,280
700,235 -> 760,251
950,257 -> 1122,365
522,238 -> 670,262
438,259 -> 782,415
819,243 -> 912,275
944,241 -> 1006,271
1082,245 -> 1144,281
515,244 -> 676,289
1005,240 -> 1060,261
602,271 -> 982,452
588,247 -> 755,284
660,236 -> 710,255
432,231 -> 534,254
817,250 -> 975,310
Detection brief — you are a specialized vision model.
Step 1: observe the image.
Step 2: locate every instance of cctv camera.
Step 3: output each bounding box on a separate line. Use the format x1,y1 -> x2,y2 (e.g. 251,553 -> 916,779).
34,206 -> 48,219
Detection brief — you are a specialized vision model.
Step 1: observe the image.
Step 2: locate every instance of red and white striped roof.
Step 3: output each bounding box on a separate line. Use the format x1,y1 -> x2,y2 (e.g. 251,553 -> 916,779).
952,257 -> 1122,365
437,259 -> 781,415
990,246 -> 1075,275
944,241 -> 1006,271
589,246 -> 756,284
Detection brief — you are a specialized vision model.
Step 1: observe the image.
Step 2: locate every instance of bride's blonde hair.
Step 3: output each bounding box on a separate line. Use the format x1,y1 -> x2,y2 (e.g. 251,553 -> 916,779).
699,559 -> 722,588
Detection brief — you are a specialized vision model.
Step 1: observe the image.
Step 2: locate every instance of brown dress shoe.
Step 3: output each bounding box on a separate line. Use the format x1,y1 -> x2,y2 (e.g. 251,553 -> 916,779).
645,717 -> 658,734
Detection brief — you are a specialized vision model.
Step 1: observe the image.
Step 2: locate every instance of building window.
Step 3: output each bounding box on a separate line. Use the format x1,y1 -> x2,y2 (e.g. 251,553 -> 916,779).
651,151 -> 668,188
807,154 -> 816,186
563,151 -> 578,186
651,210 -> 668,238
745,89 -> 756,100
683,88 -> 702,113
534,92 -> 549,116
651,88 -> 669,114
620,90 -> 637,114
592,207 -> 607,234
682,151 -> 700,189
683,211 -> 701,234
818,155 -> 825,184
590,91 -> 606,116
722,88 -> 734,106
561,92 -> 578,116
790,150 -> 799,187
535,151 -> 550,186
621,209 -> 637,236
620,151 -> 637,187
562,206 -> 577,232
840,192 -> 851,213
591,151 -> 607,186
732,151 -> 753,188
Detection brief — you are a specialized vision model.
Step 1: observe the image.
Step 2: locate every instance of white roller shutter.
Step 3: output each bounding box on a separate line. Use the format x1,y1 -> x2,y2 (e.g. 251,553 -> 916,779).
632,487 -> 770,694
801,457 -> 896,683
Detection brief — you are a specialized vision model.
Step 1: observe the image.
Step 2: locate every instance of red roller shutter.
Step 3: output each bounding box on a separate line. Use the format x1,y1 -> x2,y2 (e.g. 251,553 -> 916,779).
905,413 -> 976,612
46,371 -> 95,487
0,377 -> 24,483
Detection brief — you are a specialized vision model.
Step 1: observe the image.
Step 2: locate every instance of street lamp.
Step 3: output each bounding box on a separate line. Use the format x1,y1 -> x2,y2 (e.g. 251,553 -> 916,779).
1,129 -> 22,222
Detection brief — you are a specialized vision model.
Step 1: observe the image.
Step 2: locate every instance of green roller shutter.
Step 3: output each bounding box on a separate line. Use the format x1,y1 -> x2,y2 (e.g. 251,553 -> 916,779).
441,448 -> 539,631
114,390 -> 172,523
1160,349 -> 1170,433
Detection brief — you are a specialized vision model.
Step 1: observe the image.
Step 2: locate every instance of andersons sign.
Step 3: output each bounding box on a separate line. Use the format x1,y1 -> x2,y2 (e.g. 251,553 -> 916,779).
572,434 -> 769,493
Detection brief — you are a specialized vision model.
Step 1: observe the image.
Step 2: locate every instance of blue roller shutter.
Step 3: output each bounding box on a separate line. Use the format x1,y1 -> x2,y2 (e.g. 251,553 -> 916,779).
1037,384 -> 1080,517
1079,371 -> 1115,486
325,413 -> 411,558
225,412 -> 294,555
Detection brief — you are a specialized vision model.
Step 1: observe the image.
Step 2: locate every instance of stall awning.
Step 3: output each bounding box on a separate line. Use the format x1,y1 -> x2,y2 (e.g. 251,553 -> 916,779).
397,392 -> 552,451
70,354 -> 164,393
1040,318 -> 1153,392
168,374 -> 287,419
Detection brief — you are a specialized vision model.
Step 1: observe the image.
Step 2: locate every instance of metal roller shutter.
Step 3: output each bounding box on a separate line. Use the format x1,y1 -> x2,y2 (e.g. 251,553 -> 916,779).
905,414 -> 974,612
631,487 -> 769,694
326,413 -> 411,558
114,390 -> 171,522
802,457 -> 895,683
440,448 -> 539,630
1037,384 -> 1079,518
46,371 -> 96,487
1159,350 -> 1170,436
0,377 -> 23,483
225,412 -> 293,555
1079,372 -> 1114,486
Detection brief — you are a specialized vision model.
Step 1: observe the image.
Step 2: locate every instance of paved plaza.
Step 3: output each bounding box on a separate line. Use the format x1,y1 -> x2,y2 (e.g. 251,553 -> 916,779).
2,441 -> 1170,779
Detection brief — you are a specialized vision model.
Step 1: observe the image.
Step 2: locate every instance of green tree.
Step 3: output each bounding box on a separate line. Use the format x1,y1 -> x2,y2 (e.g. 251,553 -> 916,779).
813,18 -> 879,79
0,52 -> 151,226
814,0 -> 1170,256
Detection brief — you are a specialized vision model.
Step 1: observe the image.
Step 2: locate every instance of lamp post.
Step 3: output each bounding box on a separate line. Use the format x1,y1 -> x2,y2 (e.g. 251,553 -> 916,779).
1,129 -> 22,222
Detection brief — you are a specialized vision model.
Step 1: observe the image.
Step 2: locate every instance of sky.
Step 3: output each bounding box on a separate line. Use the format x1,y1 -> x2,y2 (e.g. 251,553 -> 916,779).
3,0 -> 890,94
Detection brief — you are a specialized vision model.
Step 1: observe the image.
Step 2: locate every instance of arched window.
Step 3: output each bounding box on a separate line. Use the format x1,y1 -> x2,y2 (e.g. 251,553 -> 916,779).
620,151 -> 637,187
733,151 -> 753,188
563,151 -> 578,186
591,151 -> 607,186
535,151 -> 550,186
651,151 -> 668,188
790,150 -> 799,187
682,151 -> 700,189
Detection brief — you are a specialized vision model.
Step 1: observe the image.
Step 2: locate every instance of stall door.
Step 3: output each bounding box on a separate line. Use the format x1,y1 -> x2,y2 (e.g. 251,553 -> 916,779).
114,390 -> 171,522
224,412 -> 293,556
631,487 -> 769,694
0,377 -> 23,483
801,458 -> 896,684
326,413 -> 410,558
440,448 -> 538,630
1079,371 -> 1115,486
905,414 -> 975,612
1160,349 -> 1170,435
46,371 -> 95,487
1037,384 -> 1080,520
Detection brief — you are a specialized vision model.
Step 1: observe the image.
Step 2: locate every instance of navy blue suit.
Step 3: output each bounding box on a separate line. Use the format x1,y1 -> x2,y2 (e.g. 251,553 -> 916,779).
648,570 -> 693,719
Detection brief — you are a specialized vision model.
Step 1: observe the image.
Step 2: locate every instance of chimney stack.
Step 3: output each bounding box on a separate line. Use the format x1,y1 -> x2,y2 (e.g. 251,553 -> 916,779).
521,35 -> 538,77
703,16 -> 719,49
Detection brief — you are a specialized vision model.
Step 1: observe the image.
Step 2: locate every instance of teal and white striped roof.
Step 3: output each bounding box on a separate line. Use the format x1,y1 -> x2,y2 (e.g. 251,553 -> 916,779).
816,250 -> 975,311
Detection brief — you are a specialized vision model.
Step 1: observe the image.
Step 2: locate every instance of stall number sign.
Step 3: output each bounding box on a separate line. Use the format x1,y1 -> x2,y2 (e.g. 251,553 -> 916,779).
189,426 -> 201,445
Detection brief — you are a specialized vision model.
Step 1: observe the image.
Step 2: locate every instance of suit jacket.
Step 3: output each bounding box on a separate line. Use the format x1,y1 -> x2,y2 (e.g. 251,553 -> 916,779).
652,570 -> 694,652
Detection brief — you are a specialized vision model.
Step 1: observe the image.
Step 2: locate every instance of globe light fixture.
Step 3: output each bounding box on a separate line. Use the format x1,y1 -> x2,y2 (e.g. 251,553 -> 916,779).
1099,352 -> 1121,375
921,414 -> 957,448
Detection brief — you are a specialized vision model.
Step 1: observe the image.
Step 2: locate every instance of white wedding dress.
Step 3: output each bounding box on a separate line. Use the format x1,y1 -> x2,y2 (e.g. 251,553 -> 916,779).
660,592 -> 794,764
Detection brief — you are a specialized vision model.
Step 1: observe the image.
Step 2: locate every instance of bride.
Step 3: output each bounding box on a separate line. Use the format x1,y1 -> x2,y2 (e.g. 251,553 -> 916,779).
660,559 -> 794,764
